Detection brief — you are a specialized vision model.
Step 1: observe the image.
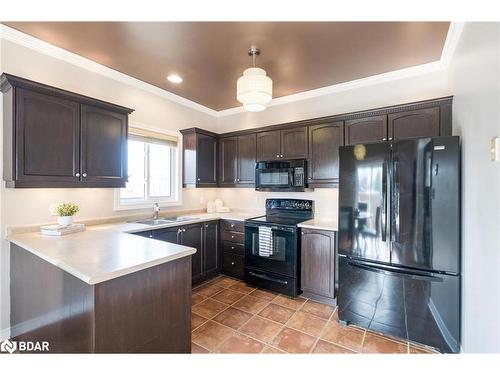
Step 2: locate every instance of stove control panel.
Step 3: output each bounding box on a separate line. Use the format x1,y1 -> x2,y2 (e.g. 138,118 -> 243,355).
265,199 -> 313,211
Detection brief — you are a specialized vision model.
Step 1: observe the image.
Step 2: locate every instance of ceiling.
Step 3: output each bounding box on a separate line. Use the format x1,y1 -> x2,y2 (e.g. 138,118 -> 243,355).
3,22 -> 450,111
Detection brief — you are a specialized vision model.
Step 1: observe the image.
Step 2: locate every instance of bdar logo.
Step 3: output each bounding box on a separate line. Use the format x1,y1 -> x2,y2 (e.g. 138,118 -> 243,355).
1,339 -> 17,354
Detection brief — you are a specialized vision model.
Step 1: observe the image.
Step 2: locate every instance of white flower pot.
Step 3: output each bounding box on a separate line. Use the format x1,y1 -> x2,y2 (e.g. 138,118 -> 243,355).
57,216 -> 74,226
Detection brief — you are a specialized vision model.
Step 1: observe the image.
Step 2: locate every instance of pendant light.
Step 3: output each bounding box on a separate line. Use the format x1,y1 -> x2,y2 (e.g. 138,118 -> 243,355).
236,47 -> 273,112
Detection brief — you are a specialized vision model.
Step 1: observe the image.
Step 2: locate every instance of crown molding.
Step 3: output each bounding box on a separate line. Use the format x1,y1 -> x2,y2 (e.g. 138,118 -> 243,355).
440,22 -> 465,67
0,24 -> 218,117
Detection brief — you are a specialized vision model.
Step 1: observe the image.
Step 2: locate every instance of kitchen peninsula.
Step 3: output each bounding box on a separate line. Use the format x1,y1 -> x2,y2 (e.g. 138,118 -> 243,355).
8,220 -> 199,353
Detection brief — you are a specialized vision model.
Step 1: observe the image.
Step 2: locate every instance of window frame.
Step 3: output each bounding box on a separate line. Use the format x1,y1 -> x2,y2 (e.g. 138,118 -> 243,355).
114,125 -> 182,211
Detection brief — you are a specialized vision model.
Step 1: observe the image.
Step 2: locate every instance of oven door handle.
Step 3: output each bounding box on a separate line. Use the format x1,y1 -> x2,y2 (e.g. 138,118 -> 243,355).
248,271 -> 289,285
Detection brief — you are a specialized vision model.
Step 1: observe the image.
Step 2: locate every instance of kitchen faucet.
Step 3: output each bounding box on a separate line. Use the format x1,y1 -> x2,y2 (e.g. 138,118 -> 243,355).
153,203 -> 160,220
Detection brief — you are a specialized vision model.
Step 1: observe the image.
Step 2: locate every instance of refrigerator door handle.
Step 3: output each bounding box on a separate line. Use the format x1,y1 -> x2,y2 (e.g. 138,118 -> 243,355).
381,161 -> 388,242
347,260 -> 444,282
393,159 -> 401,242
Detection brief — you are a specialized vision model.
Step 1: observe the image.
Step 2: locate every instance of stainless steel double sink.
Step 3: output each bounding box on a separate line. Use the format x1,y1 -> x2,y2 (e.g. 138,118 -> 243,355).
133,216 -> 199,226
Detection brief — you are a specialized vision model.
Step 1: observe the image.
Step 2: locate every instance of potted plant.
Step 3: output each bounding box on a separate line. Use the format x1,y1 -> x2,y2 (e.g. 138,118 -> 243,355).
56,203 -> 80,226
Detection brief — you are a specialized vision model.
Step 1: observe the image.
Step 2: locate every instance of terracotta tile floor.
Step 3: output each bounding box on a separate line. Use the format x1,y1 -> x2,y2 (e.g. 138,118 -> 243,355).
191,275 -> 439,354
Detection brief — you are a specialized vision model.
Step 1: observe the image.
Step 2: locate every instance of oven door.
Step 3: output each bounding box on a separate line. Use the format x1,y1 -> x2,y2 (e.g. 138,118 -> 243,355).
255,167 -> 294,191
244,222 -> 297,277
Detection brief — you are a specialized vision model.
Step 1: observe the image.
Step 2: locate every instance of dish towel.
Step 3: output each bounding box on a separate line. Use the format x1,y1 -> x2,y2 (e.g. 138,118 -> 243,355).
258,226 -> 273,257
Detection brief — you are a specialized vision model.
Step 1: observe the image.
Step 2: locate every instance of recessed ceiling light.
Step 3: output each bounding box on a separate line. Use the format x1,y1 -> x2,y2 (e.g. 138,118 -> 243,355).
167,74 -> 183,83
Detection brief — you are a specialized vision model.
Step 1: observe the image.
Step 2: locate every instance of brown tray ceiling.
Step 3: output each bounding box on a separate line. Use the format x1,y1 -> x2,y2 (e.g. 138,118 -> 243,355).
3,22 -> 450,111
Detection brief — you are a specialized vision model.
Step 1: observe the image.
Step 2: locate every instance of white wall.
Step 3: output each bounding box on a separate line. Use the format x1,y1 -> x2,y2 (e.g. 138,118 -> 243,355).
0,37 -> 219,338
448,22 -> 500,353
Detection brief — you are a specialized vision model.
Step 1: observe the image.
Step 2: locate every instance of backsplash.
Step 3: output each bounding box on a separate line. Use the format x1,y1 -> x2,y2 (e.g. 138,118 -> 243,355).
215,188 -> 338,219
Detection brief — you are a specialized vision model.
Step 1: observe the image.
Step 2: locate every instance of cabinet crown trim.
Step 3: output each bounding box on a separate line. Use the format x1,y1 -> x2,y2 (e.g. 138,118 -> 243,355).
1,73 -> 134,114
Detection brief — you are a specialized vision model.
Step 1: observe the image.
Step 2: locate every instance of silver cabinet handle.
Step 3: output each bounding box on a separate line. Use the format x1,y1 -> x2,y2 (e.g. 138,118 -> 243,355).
205,224 -> 209,228
197,178 -> 200,181
149,234 -> 153,238
231,262 -> 235,265
82,173 -> 87,177
231,235 -> 234,239
230,224 -> 234,228
231,246 -> 235,250
382,138 -> 387,141
276,154 -> 279,158
75,173 -> 80,177
177,228 -> 182,234
280,154 -> 283,158
389,137 -> 393,141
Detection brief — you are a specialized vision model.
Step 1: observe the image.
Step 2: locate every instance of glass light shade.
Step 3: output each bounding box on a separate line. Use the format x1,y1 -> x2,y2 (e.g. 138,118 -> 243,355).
237,67 -> 273,112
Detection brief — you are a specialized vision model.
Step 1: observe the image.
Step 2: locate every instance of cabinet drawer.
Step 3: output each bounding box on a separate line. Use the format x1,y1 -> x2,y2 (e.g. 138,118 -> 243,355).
222,252 -> 245,280
221,220 -> 245,233
222,241 -> 245,256
221,230 -> 244,243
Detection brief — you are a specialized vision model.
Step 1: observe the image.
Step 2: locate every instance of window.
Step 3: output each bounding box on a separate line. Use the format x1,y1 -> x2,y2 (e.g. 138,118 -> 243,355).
116,130 -> 179,209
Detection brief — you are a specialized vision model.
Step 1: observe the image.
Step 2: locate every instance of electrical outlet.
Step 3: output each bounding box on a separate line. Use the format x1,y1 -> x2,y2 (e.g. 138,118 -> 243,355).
49,203 -> 58,216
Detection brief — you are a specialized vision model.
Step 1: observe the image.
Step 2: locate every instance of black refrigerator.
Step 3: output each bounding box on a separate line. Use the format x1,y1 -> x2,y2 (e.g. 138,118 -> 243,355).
337,136 -> 461,353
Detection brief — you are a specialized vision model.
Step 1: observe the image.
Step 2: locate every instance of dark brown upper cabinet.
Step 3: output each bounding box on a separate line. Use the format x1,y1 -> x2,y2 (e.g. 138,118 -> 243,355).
308,121 -> 344,187
219,133 -> 256,187
81,105 -> 128,185
345,115 -> 388,145
219,137 -> 238,186
1,73 -> 133,188
256,130 -> 281,161
256,127 -> 308,161
236,133 -> 257,185
281,127 -> 308,159
180,128 -> 218,188
388,107 -> 440,140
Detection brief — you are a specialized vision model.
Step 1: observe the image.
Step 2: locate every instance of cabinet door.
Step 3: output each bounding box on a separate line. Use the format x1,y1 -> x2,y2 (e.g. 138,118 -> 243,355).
256,130 -> 281,161
81,104 -> 127,187
345,115 -> 388,145
308,122 -> 344,187
152,226 -> 180,243
180,224 -> 203,283
301,229 -> 336,300
196,133 -> 217,185
281,126 -> 308,159
219,137 -> 238,186
203,221 -> 220,276
15,88 -> 80,185
388,107 -> 440,140
237,133 -> 256,185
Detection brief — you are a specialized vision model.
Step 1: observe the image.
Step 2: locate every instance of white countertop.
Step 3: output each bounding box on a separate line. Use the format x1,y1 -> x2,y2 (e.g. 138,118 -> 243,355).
298,218 -> 338,232
8,211 -> 263,285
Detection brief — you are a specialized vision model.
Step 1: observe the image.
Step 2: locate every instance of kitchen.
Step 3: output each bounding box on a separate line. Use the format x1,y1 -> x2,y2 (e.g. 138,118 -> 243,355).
0,6 -> 499,371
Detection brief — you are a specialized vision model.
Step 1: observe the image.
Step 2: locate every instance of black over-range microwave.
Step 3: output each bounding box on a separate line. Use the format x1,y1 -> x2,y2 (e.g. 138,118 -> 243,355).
255,159 -> 307,192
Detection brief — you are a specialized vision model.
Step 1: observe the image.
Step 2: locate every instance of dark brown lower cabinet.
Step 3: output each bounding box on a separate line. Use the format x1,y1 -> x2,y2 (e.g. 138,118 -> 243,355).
181,224 -> 204,283
300,228 -> 336,306
148,221 -> 220,285
10,243 -> 191,353
202,221 -> 220,278
220,220 -> 245,280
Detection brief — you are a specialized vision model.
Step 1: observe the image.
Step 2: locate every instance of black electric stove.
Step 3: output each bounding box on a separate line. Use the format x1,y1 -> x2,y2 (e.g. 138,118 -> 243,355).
244,199 -> 313,297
